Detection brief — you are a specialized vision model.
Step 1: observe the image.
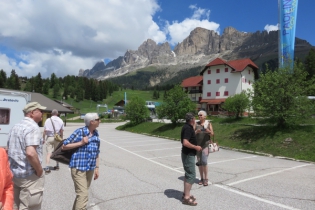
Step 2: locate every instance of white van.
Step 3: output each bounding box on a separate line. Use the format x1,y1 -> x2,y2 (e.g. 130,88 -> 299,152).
0,90 -> 31,147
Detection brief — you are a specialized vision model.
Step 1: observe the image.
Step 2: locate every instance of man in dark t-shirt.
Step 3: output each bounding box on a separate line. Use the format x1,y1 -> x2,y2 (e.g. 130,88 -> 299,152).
181,113 -> 202,206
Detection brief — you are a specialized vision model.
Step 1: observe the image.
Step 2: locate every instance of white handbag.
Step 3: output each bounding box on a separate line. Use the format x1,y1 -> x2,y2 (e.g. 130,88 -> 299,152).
208,136 -> 219,153
209,143 -> 219,153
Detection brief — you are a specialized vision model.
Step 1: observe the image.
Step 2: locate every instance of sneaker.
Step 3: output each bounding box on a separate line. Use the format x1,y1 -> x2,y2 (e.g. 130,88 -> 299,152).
54,166 -> 59,171
44,167 -> 51,174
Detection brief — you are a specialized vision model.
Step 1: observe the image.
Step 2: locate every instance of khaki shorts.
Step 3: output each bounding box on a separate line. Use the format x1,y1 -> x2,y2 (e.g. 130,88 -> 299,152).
181,153 -> 196,184
46,136 -> 59,153
13,173 -> 45,210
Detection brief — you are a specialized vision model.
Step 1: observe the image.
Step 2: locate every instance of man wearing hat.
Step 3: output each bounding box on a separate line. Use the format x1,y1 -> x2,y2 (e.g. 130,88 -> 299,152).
7,102 -> 46,210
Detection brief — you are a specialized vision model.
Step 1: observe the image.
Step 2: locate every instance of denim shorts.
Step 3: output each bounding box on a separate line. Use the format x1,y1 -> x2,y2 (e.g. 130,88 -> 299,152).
181,153 -> 196,184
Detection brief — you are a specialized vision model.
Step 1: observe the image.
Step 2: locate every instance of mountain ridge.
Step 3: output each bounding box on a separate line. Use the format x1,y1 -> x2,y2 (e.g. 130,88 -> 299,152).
80,26 -> 314,87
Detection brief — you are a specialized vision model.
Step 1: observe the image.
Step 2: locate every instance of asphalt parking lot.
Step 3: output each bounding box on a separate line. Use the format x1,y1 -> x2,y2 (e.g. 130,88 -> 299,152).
42,122 -> 315,210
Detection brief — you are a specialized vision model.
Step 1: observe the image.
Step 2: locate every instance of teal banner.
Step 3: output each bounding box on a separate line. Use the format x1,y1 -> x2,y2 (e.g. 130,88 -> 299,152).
279,0 -> 298,71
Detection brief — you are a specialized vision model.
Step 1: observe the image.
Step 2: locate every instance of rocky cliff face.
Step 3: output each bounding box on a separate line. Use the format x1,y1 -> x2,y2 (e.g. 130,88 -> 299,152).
80,27 -> 313,82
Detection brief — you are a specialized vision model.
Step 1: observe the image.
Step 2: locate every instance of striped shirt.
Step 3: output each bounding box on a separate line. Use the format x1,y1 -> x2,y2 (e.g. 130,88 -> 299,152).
63,126 -> 100,171
7,117 -> 43,178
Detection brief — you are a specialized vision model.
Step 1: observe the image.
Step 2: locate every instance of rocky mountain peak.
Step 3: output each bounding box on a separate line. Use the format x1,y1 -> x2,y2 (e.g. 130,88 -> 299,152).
81,26 -> 314,82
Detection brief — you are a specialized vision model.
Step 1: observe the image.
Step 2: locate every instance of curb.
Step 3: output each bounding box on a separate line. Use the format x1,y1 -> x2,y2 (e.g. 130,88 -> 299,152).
140,132 -> 315,164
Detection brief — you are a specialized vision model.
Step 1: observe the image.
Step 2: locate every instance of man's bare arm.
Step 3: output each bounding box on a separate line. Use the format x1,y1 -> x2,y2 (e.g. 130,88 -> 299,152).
26,146 -> 43,177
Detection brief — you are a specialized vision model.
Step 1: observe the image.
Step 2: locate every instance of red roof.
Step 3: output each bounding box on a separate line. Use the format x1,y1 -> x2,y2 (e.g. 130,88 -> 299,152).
181,76 -> 203,87
227,58 -> 258,72
200,57 -> 258,75
200,99 -> 226,104
205,57 -> 227,67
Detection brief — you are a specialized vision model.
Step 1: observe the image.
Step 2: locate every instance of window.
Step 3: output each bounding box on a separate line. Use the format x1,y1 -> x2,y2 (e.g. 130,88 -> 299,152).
216,69 -> 220,73
207,80 -> 211,84
225,68 -> 228,72
225,78 -> 228,83
0,108 -> 10,124
248,70 -> 250,74
207,92 -> 211,97
208,70 -> 211,74
249,80 -> 251,85
216,92 -> 220,96
245,79 -> 247,83
216,79 -> 220,84
224,91 -> 229,96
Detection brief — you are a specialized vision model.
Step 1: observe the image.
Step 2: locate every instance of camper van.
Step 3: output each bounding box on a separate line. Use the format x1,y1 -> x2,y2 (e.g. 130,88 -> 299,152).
0,90 -> 31,147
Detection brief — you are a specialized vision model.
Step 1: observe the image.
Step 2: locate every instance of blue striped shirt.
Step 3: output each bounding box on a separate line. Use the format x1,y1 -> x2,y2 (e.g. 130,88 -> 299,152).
63,126 -> 100,171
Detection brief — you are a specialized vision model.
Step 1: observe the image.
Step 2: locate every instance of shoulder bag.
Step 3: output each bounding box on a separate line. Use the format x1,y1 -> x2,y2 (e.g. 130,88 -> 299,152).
50,118 -> 63,142
50,128 -> 86,165
209,135 -> 219,153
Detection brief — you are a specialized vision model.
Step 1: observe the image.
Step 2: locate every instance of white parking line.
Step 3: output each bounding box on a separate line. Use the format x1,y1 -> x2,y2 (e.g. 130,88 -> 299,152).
215,184 -> 300,210
132,147 -> 181,152
148,154 -> 181,159
174,155 -> 257,170
227,163 -> 311,186
123,142 -> 178,148
101,138 -> 183,174
102,138 -> 301,210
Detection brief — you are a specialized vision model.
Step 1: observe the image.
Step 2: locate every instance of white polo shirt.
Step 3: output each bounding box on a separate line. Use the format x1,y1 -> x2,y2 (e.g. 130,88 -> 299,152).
44,115 -> 64,137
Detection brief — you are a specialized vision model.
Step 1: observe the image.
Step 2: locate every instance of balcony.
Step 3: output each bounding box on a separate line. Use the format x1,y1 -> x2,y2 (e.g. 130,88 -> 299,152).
188,90 -> 202,94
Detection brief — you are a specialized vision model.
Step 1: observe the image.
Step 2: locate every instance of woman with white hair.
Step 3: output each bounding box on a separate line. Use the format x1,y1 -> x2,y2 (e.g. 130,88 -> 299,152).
195,110 -> 214,186
62,113 -> 101,210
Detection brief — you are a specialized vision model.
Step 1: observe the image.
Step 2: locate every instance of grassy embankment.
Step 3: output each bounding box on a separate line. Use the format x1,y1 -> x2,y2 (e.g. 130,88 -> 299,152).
117,116 -> 315,162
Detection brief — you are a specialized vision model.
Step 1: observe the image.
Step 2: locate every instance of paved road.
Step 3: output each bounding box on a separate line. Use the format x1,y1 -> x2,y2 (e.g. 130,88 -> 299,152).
41,122 -> 315,210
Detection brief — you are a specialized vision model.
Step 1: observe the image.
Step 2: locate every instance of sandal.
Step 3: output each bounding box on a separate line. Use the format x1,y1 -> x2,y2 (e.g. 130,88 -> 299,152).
53,166 -> 59,171
182,197 -> 197,206
203,179 -> 209,186
198,179 -> 203,185
182,194 -> 196,201
44,167 -> 51,174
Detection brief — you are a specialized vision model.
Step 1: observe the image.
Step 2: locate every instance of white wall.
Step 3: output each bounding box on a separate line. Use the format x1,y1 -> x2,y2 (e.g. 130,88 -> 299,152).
202,65 -> 243,99
241,67 -> 255,92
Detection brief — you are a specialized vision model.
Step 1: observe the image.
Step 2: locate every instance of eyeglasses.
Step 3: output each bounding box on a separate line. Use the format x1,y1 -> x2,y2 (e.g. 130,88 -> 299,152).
94,118 -> 100,121
198,115 -> 203,117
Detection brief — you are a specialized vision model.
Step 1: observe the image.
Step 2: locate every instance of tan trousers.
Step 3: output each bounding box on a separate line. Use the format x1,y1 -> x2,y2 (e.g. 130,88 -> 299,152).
71,168 -> 94,210
13,173 -> 45,210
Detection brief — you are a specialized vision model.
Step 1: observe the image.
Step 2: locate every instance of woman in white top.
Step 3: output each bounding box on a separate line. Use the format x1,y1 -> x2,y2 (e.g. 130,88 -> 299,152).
194,110 -> 214,186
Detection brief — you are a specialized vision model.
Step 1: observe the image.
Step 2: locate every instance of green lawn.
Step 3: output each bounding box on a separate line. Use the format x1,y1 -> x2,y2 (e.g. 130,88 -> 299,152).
45,89 -> 164,120
117,117 -> 315,162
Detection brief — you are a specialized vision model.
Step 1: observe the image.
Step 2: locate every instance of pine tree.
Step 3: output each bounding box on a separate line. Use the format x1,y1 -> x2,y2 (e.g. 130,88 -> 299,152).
34,73 -> 43,93
0,70 -> 7,88
305,49 -> 315,79
53,84 -> 60,98
50,73 -> 57,88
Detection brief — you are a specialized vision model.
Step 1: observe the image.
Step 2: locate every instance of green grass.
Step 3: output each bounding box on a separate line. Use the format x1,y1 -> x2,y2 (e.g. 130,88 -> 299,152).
102,89 -> 164,109
44,89 -> 164,120
117,117 -> 315,162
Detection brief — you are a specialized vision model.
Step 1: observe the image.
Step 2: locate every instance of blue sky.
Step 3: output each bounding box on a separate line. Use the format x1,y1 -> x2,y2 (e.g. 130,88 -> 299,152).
0,0 -> 314,78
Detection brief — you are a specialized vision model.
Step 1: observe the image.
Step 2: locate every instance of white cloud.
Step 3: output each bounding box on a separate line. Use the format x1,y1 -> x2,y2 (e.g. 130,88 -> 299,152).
0,1 -> 221,78
0,0 -> 165,78
0,50 -> 96,78
166,5 -> 219,45
264,24 -> 279,33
